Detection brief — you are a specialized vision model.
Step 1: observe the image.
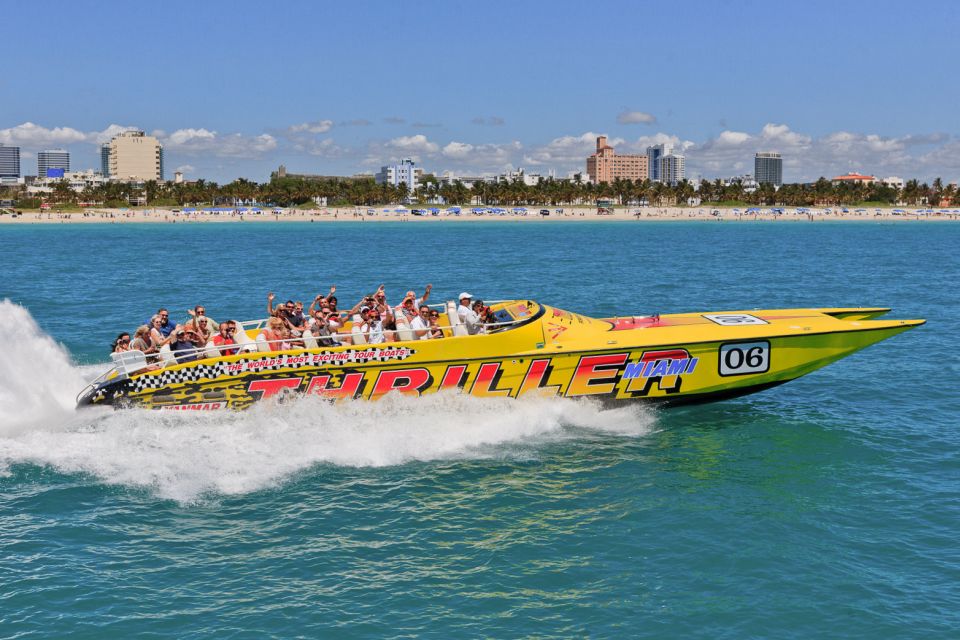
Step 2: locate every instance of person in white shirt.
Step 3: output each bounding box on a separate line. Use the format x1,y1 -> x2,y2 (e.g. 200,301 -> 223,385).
457,292 -> 482,335
409,305 -> 434,340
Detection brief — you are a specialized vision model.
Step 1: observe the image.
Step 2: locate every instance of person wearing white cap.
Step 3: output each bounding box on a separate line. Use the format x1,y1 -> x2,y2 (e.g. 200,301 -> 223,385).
457,292 -> 482,335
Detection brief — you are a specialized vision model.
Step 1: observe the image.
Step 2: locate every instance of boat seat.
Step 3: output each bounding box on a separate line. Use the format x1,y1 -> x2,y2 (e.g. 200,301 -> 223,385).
447,301 -> 468,337
255,333 -> 270,352
233,326 -> 257,352
158,344 -> 175,365
351,313 -> 367,345
204,341 -> 220,359
302,329 -> 318,349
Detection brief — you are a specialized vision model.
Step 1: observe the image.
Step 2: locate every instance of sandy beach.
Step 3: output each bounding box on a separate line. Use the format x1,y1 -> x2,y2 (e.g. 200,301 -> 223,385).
1,206 -> 959,224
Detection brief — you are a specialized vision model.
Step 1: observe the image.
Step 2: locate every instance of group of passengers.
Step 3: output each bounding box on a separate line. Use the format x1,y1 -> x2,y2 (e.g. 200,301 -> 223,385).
110,286 -> 496,360
111,305 -> 241,364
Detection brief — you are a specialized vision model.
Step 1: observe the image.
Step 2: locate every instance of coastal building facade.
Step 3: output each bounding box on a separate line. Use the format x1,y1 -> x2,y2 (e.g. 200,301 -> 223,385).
754,152 -> 782,187
38,149 -> 70,178
832,172 -> 876,186
645,144 -> 685,185
660,153 -> 686,186
100,144 -> 111,178
883,176 -> 905,190
375,158 -> 423,193
586,136 -> 648,183
0,144 -> 21,178
106,130 -> 163,182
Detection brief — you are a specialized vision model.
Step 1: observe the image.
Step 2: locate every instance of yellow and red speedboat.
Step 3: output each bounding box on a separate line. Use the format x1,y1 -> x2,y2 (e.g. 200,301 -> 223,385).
77,300 -> 923,411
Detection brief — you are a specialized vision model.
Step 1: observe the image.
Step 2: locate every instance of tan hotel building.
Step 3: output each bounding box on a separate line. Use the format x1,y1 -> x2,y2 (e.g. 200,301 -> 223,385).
108,130 -> 164,181
586,136 -> 648,183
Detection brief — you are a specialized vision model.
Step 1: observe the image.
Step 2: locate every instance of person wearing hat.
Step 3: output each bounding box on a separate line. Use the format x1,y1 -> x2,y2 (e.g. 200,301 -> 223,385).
457,292 -> 482,335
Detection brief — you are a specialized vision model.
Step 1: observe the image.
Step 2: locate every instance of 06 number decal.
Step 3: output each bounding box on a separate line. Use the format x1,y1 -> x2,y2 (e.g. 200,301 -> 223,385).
718,341 -> 770,376
703,313 -> 768,326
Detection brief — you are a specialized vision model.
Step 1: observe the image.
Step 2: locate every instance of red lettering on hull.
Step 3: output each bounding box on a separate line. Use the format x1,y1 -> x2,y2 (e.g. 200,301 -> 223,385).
305,372 -> 366,400
470,362 -> 512,397
516,359 -> 561,397
247,377 -> 302,400
370,368 -> 433,398
439,365 -> 468,389
566,353 -> 628,397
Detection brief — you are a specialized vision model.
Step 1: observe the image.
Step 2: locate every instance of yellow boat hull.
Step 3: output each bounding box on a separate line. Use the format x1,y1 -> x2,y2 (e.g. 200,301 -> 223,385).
77,302 -> 923,410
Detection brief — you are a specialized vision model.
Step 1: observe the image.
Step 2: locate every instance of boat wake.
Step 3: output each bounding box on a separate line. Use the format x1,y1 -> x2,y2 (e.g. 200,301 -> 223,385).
0,299 -> 658,502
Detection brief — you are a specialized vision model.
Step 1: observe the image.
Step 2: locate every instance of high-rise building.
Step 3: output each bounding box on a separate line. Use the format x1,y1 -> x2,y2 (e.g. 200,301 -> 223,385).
375,158 -> 423,193
646,144 -> 671,183
100,143 -> 111,177
107,130 -> 163,181
755,152 -> 782,187
586,136 -> 648,183
646,144 -> 685,185
661,154 -> 686,186
0,144 -> 21,178
38,149 -> 70,178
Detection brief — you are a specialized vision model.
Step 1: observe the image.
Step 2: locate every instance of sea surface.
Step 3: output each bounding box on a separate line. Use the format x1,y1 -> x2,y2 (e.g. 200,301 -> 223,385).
0,220 -> 957,638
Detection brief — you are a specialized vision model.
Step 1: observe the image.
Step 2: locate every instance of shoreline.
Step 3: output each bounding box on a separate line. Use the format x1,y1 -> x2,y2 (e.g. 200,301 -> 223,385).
2,206 -> 959,224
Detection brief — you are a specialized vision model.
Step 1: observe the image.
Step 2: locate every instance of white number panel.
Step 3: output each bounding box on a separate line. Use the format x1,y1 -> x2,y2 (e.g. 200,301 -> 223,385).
703,313 -> 768,326
719,341 -> 771,376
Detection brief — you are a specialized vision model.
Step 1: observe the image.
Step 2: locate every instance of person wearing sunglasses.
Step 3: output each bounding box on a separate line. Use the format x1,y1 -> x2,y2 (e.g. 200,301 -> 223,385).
111,332 -> 131,354
409,304 -> 434,340
212,321 -> 240,356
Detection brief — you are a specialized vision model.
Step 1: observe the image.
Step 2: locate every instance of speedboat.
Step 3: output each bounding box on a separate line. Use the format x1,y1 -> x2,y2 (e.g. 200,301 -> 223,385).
77,301 -> 923,411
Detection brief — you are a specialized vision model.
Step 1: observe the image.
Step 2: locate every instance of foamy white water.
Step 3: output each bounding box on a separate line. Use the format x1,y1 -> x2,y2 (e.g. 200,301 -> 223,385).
0,300 -> 657,502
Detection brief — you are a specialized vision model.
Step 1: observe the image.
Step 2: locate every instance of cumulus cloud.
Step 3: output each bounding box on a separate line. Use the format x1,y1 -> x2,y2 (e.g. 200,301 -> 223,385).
385,134 -> 439,155
287,120 -> 333,134
162,129 -> 277,158
443,141 -> 521,168
175,164 -> 195,174
524,132 -> 622,166
0,122 -> 90,147
617,110 -> 657,125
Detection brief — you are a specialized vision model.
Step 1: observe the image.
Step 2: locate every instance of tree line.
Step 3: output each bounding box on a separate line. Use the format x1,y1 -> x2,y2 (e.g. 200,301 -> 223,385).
1,173 -> 954,209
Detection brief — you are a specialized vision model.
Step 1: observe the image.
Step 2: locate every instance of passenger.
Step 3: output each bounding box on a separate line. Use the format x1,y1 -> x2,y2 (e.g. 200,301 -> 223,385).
193,316 -> 215,343
381,314 -> 398,343
309,310 -> 338,346
267,293 -> 306,337
457,292 -> 483,335
112,332 -> 132,354
149,308 -> 176,338
149,315 -> 178,348
410,304 -> 433,340
395,294 -> 418,321
361,306 -> 388,345
473,300 -> 492,334
184,305 -> 219,332
260,316 -> 291,351
212,321 -> 239,356
170,329 -> 201,364
428,311 -> 445,339
130,325 -> 158,356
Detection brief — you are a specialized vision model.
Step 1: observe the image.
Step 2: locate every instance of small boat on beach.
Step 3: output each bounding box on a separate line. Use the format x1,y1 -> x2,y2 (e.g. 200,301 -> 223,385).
77,301 -> 923,411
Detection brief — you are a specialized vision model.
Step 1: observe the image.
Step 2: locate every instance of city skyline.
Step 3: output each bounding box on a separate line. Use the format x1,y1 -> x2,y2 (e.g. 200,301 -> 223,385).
1,0 -> 958,184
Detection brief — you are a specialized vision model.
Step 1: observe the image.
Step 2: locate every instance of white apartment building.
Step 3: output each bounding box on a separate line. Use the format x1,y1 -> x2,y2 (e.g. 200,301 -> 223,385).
375,158 -> 423,193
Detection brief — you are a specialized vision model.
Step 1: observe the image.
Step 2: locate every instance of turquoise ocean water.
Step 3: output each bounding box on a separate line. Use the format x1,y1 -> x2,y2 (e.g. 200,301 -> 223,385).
0,220 -> 957,638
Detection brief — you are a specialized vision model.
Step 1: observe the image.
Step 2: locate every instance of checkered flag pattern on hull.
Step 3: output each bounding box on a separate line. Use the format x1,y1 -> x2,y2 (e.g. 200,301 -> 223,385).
130,363 -> 223,392
128,347 -> 416,392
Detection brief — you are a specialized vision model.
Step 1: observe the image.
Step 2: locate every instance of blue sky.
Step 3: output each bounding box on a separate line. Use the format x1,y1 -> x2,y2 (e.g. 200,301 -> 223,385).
2,0 -> 958,183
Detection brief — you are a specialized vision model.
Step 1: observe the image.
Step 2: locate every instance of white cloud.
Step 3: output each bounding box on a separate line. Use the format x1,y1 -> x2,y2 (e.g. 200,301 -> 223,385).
385,134 -> 439,155
617,110 -> 657,125
288,120 -> 334,134
443,141 -> 474,159
525,132 -> 620,166
0,122 -> 88,147
162,129 -> 277,158
175,164 -> 195,173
